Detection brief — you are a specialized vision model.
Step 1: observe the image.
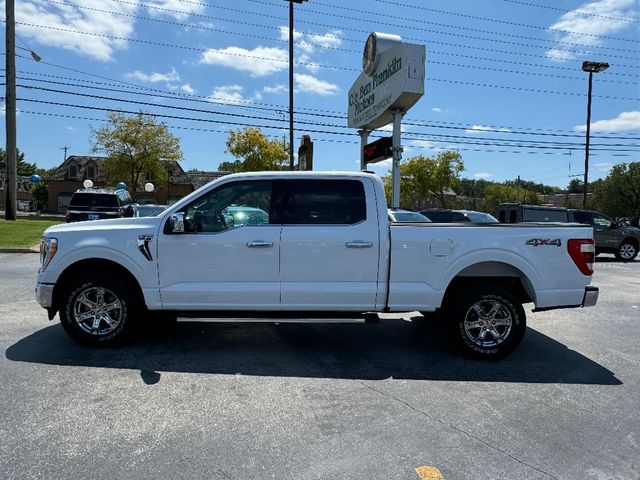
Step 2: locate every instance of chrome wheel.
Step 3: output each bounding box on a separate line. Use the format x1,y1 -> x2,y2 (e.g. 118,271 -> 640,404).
73,286 -> 123,336
619,243 -> 637,260
463,299 -> 513,348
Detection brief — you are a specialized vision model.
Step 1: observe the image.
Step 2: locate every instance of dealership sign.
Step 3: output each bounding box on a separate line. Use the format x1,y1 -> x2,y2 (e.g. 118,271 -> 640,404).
348,33 -> 425,130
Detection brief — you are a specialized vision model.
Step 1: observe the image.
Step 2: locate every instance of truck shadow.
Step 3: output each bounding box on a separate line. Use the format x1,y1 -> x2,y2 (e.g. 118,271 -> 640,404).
6,318 -> 621,386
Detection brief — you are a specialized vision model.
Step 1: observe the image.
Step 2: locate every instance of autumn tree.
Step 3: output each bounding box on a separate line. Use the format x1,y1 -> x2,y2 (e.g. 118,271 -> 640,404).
220,127 -> 288,173
91,112 -> 182,193
384,151 -> 464,209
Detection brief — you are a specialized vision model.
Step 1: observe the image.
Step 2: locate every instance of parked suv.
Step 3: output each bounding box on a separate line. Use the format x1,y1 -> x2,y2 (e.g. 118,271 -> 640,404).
65,188 -> 133,223
496,203 -> 640,261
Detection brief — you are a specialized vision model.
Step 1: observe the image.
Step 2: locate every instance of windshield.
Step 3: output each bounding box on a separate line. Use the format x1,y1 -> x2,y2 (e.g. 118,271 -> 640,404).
391,211 -> 431,222
464,212 -> 499,223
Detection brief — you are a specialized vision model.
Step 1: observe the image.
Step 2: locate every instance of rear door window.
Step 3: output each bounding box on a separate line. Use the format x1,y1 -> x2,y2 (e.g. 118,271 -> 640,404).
282,179 -> 366,225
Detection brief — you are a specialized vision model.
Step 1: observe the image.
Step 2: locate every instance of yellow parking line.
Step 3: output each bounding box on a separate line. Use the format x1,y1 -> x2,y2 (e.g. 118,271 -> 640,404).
415,466 -> 444,480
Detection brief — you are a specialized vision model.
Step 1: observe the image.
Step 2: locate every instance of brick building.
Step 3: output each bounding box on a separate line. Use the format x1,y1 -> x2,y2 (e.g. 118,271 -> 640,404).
0,173 -> 36,211
47,156 -> 226,213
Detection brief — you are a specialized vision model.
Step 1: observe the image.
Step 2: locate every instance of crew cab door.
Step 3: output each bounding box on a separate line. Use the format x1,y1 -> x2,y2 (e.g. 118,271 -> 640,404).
279,178 -> 380,310
157,179 -> 281,310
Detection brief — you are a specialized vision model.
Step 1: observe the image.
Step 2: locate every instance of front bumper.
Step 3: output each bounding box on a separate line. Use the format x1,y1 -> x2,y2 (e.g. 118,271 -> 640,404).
35,283 -> 54,308
582,286 -> 599,308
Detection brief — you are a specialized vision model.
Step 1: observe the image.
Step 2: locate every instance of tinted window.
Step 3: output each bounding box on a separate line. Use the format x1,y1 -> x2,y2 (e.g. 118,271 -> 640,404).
571,211 -> 592,225
392,211 -> 431,222
183,180 -> 272,233
421,211 -> 452,222
522,208 -> 567,222
284,180 -> 366,225
69,193 -> 118,208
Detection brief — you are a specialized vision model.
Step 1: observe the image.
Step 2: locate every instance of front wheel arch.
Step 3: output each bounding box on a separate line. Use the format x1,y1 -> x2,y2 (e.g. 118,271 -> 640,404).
53,258 -> 145,315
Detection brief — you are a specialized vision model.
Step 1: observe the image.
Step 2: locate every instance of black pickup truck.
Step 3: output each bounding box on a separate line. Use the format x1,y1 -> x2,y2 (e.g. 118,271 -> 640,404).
496,204 -> 640,261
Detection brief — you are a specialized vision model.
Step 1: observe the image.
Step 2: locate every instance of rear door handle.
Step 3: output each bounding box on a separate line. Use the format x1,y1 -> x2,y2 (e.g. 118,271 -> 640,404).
346,241 -> 373,248
247,241 -> 273,248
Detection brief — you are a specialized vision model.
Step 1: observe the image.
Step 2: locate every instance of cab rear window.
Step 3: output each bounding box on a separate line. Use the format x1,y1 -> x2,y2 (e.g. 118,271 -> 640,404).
69,193 -> 119,208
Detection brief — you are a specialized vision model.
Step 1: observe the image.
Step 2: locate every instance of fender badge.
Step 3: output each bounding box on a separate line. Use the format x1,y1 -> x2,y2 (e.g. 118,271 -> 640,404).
526,238 -> 562,247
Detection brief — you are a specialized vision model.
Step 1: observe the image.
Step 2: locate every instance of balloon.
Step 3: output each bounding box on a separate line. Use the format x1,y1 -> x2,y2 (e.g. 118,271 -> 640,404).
144,182 -> 155,192
31,174 -> 41,184
116,182 -> 127,190
83,179 -> 94,189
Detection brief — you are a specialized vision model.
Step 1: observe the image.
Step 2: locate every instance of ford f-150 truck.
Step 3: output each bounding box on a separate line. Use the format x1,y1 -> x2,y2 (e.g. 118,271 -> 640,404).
35,172 -> 599,358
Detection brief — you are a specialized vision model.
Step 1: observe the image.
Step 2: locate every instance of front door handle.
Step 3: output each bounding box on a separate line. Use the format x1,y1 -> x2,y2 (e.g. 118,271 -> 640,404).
247,241 -> 273,248
346,241 -> 373,248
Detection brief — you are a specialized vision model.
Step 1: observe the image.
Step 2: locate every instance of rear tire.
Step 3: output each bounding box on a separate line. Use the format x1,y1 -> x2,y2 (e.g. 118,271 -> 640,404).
59,274 -> 139,347
615,240 -> 638,262
447,284 -> 526,359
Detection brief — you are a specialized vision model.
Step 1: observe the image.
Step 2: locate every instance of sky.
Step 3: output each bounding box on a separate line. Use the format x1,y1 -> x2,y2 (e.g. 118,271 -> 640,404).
1,0 -> 639,188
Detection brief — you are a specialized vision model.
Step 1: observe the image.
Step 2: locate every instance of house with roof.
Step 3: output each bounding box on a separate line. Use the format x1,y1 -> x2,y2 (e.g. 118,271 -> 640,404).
47,155 -> 227,213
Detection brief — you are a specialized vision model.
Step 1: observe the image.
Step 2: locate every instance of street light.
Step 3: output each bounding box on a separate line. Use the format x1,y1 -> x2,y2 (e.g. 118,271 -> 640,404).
581,60 -> 609,209
284,0 -> 308,170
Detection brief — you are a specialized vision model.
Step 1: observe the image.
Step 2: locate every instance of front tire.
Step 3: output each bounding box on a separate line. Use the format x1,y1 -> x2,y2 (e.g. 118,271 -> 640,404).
59,274 -> 139,346
615,240 -> 638,262
448,285 -> 526,359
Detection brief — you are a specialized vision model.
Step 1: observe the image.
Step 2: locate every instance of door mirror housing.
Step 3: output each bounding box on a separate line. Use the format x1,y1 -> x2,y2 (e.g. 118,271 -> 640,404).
170,212 -> 185,233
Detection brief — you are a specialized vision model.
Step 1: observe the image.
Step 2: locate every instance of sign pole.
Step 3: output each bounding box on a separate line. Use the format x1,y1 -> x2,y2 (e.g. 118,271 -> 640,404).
391,110 -> 403,209
358,129 -> 371,171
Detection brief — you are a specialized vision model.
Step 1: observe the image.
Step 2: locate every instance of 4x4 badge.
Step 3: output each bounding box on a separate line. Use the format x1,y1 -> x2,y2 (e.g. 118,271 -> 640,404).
526,238 -> 562,247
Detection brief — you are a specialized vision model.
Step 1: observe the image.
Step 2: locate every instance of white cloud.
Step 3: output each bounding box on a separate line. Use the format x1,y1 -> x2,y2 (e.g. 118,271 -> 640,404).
143,0 -> 205,20
473,172 -> 493,179
207,85 -> 260,105
125,67 -> 181,83
200,46 -> 288,77
409,139 -> 442,150
180,84 -> 195,94
263,84 -> 287,95
574,111 -> 640,132
431,107 -> 443,113
294,73 -> 339,96
545,0 -> 638,62
14,0 -> 137,61
466,125 -> 510,133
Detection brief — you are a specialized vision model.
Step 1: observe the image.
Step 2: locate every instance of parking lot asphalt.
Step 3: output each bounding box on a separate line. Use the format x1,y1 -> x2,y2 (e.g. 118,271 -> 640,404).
1,252 -> 639,480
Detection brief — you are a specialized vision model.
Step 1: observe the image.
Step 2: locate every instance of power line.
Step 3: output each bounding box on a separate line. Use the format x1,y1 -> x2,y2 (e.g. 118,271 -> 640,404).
368,0 -> 639,42
14,22 -> 640,101
21,108 -> 631,157
23,2 -> 640,72
13,92 -> 638,152
12,66 -> 640,140
33,0 -> 640,78
501,0 -> 640,23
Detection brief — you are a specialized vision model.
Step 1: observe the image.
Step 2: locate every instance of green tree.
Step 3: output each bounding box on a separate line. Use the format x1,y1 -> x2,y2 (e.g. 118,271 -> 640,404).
91,112 -> 182,193
385,151 -> 464,209
566,178 -> 583,194
0,147 -> 38,176
592,162 -> 640,218
220,127 -> 288,173
482,184 -> 517,213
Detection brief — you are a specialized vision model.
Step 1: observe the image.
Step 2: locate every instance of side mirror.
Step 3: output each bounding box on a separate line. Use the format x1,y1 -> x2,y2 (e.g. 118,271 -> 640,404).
170,212 -> 185,233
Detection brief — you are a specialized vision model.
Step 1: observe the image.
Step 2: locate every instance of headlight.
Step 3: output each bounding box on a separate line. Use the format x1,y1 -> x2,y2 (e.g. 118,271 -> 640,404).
40,237 -> 58,272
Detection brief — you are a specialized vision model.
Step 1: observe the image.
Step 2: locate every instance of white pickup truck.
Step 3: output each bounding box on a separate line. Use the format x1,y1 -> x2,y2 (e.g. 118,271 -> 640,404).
35,172 -> 598,358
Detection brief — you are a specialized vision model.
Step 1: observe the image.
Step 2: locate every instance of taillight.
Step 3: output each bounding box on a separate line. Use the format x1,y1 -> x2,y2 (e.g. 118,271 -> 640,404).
568,239 -> 595,275
65,211 -> 70,223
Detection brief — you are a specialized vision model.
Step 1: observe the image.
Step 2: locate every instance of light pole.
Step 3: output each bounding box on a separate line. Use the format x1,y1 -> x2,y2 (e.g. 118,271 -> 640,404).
581,60 -> 609,209
284,0 -> 308,170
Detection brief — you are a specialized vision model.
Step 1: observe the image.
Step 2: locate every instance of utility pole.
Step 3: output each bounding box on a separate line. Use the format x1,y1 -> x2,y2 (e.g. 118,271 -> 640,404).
61,146 -> 70,162
285,0 -> 308,170
4,0 -> 17,220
